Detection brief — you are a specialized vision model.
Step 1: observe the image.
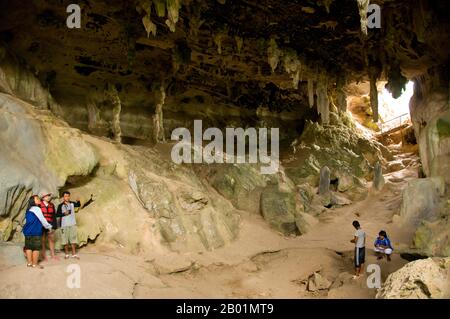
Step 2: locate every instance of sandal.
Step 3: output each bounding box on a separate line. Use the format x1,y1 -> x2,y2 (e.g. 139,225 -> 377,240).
71,255 -> 80,259
64,254 -> 70,259
31,264 -> 44,269
26,263 -> 33,267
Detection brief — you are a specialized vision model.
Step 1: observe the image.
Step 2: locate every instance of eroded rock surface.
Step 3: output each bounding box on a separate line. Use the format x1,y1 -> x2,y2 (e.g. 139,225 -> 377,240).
376,258 -> 450,299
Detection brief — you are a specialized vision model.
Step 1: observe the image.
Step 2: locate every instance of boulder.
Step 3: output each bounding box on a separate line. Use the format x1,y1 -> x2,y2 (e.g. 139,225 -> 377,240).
394,177 -> 445,227
336,172 -> 354,192
307,272 -> 332,292
209,163 -> 269,215
376,258 -> 450,299
413,211 -> 450,257
260,187 -> 312,235
330,192 -> 352,206
260,187 -> 299,235
387,160 -> 405,172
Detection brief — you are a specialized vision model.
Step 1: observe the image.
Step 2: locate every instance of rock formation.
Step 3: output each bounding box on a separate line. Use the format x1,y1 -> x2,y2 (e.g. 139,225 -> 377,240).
0,0 -> 449,299
377,258 -> 450,299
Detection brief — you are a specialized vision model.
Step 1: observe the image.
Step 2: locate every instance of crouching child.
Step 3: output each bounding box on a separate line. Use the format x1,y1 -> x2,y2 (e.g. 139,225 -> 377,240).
374,230 -> 393,261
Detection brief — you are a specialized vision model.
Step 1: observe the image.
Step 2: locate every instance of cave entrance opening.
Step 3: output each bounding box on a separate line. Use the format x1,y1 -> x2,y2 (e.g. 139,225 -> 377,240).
347,80 -> 414,136
377,80 -> 414,133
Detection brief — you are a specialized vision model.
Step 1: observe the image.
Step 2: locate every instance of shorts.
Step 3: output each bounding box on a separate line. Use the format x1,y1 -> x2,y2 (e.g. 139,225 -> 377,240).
60,225 -> 78,245
374,247 -> 393,255
24,236 -> 42,251
355,247 -> 365,267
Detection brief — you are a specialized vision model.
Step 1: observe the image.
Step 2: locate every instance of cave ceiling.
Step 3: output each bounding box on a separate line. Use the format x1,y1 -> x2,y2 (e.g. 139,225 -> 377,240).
0,0 -> 448,112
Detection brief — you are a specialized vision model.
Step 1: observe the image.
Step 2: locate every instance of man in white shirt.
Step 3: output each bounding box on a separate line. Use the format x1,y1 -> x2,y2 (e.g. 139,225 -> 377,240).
350,220 -> 365,279
56,191 -> 81,259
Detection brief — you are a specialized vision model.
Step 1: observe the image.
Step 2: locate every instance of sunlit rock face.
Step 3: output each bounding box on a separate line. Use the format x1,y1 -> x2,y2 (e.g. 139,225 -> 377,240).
377,257 -> 450,299
0,0 -> 449,254
410,68 -> 450,182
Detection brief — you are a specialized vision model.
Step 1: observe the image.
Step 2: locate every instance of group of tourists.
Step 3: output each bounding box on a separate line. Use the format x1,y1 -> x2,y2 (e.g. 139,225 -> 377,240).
351,220 -> 394,279
22,191 -> 81,268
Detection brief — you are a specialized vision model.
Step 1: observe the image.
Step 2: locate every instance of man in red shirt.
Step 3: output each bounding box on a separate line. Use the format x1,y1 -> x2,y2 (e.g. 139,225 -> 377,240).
39,191 -> 58,261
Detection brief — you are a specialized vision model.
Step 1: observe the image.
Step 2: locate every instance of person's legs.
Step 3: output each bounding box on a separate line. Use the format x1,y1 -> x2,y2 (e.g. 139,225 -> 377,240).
32,250 -> 40,266
385,248 -> 393,261
68,226 -> 79,258
47,231 -> 57,259
374,247 -> 384,260
25,249 -> 33,266
360,248 -> 365,274
354,247 -> 360,277
61,227 -> 70,258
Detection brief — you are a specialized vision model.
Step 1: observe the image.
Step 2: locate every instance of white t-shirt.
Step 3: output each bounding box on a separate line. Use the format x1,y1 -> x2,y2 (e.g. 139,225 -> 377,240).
354,229 -> 366,248
60,202 -> 77,227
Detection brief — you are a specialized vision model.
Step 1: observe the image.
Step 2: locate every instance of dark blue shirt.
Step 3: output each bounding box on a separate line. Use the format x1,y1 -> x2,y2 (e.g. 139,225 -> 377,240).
23,210 -> 44,236
374,237 -> 393,249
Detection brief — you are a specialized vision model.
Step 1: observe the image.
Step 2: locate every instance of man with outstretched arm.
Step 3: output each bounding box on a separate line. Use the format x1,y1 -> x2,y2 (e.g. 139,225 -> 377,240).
56,191 -> 81,259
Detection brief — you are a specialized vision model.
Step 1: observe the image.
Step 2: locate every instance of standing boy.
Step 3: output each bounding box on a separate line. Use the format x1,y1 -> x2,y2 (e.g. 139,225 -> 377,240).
39,191 -> 58,261
350,220 -> 365,279
56,191 -> 81,259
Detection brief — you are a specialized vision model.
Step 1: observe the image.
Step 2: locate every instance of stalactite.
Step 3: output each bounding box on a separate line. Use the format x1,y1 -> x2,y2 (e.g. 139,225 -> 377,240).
213,33 -> 223,54
322,0 -> 333,13
308,78 -> 315,108
369,73 -> 378,122
283,48 -> 302,89
166,0 -> 181,32
139,1 -> 157,37
336,75 -> 347,113
105,84 -> 122,143
142,15 -> 157,37
235,36 -> 243,54
153,83 -> 166,143
316,78 -> 330,124
267,38 -> 281,73
385,62 -> 408,98
368,64 -> 381,122
357,0 -> 370,35
139,0 -> 180,35
153,0 -> 166,17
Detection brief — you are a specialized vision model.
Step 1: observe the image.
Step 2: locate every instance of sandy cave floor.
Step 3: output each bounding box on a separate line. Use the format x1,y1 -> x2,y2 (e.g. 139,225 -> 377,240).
0,152 -> 420,299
